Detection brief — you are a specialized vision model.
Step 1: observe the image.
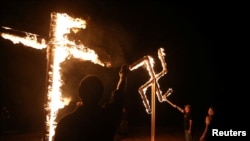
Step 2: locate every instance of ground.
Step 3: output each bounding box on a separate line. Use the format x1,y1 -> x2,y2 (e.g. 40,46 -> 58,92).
1,126 -> 203,141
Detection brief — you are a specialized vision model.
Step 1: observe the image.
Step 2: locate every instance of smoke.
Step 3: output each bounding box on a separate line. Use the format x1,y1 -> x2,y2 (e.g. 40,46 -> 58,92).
76,19 -> 135,68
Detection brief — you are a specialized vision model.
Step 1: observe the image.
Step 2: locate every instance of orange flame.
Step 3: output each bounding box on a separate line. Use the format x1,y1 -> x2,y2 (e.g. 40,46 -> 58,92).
45,12 -> 109,141
1,13 -> 109,141
0,27 -> 47,49
129,48 -> 168,114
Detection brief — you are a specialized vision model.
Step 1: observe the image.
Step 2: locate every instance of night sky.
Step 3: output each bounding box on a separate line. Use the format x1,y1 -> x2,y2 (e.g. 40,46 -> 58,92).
0,0 -> 248,133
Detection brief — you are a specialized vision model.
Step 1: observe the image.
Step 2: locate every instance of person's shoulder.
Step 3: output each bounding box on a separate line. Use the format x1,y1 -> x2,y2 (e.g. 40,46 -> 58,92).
57,115 -> 70,125
205,115 -> 211,120
58,110 -> 77,123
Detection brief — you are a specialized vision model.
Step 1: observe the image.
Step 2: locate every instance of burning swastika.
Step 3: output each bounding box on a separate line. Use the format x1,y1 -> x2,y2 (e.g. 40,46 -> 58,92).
129,48 -> 174,114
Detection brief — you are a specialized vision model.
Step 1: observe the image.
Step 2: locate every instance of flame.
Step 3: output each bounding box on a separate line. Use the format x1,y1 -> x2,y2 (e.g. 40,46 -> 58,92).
45,12 -> 108,141
1,32 -> 47,49
129,48 -> 168,114
1,12 -> 110,141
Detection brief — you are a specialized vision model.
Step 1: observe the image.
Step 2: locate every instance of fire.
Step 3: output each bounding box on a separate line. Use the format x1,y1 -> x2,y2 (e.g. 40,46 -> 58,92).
46,12 -> 109,141
129,48 -> 169,114
0,28 -> 47,49
1,12 -> 109,141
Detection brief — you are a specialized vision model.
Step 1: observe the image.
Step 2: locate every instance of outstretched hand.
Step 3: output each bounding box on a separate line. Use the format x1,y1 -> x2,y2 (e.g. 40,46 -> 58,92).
119,64 -> 129,78
110,64 -> 129,103
115,64 -> 129,91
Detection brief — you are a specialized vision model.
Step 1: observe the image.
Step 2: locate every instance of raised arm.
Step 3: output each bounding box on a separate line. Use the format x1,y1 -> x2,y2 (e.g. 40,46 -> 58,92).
116,64 -> 129,91
108,64 -> 129,104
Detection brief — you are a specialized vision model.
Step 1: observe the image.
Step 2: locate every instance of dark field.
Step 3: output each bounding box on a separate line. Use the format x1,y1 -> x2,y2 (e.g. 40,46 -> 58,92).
1,126 -> 203,141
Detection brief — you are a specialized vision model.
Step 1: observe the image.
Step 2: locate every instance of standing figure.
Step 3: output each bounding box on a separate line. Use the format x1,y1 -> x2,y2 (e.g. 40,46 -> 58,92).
101,64 -> 128,141
175,104 -> 193,141
114,107 -> 129,141
199,106 -> 215,141
119,107 -> 129,136
54,64 -> 128,141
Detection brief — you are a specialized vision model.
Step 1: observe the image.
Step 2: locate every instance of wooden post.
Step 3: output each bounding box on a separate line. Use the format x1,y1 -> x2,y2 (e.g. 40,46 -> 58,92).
151,79 -> 156,141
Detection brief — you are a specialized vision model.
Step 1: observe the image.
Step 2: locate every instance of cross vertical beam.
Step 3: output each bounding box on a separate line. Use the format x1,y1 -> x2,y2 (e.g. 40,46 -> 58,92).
44,12 -> 58,141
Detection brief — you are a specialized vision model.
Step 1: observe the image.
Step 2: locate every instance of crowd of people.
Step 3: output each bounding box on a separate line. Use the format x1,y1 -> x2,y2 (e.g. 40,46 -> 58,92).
52,64 -> 218,141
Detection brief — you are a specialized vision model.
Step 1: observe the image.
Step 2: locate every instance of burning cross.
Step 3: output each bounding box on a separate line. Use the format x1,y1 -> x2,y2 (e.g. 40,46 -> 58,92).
1,12 -> 177,141
1,12 -> 110,141
129,48 -> 174,114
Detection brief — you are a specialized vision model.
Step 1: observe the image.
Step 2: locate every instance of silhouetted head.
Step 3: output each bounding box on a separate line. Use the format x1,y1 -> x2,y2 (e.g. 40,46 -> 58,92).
78,75 -> 104,105
208,106 -> 215,116
184,104 -> 191,113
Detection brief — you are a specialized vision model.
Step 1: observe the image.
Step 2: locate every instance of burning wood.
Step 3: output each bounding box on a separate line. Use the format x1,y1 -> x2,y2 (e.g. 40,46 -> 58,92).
1,26 -> 47,49
1,12 -> 111,141
1,12 -> 176,141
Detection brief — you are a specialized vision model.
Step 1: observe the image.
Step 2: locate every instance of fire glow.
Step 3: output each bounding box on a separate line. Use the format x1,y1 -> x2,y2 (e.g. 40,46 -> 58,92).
129,48 -> 173,114
1,27 -> 47,49
1,11 -> 177,141
1,12 -> 109,141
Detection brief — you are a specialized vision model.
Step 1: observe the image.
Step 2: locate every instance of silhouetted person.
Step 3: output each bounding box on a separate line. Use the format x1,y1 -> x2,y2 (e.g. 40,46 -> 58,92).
200,106 -> 215,141
54,64 -> 128,141
56,101 -> 79,121
175,104 -> 193,141
114,107 -> 129,141
100,64 -> 128,141
118,107 -> 129,136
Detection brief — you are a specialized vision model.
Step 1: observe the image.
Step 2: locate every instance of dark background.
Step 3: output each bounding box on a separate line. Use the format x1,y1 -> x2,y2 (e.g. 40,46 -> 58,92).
0,0 -> 248,134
